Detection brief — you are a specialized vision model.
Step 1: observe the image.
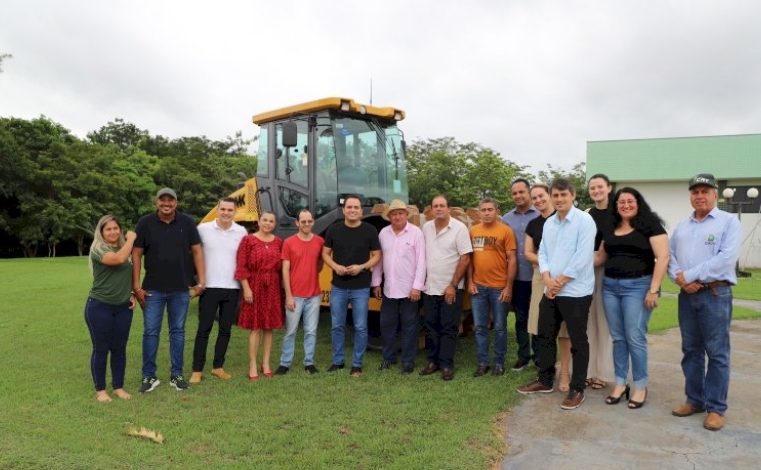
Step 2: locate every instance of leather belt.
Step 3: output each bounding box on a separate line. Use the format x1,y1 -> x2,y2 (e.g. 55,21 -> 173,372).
689,280 -> 732,295
699,280 -> 731,290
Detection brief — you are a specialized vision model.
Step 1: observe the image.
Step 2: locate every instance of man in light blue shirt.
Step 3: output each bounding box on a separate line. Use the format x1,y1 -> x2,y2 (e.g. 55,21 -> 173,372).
668,173 -> 741,431
517,178 -> 596,411
502,178 -> 540,370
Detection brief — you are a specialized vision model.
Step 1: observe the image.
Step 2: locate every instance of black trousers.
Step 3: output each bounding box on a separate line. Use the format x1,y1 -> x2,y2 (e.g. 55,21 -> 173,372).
511,280 -> 537,361
380,295 -> 420,366
423,291 -> 463,369
536,294 -> 593,392
192,288 -> 240,371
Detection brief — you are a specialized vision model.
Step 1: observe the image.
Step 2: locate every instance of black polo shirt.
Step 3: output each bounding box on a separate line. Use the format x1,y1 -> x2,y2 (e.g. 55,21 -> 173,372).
135,211 -> 201,291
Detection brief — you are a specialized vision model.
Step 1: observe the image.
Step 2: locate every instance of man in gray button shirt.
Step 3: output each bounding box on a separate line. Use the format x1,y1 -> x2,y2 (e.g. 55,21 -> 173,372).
502,178 -> 540,370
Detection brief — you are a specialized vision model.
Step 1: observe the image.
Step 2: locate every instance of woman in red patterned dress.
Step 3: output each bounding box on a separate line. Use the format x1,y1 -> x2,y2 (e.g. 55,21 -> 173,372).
235,212 -> 284,380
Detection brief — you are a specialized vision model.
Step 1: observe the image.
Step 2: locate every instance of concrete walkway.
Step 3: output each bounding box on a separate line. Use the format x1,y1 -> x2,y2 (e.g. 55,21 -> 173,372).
502,318 -> 761,469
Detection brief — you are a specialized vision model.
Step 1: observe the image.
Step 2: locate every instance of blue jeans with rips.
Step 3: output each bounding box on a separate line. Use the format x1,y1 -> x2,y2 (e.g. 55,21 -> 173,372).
602,275 -> 652,389
678,286 -> 732,415
280,295 -> 321,367
142,289 -> 190,378
471,284 -> 509,367
330,287 -> 370,368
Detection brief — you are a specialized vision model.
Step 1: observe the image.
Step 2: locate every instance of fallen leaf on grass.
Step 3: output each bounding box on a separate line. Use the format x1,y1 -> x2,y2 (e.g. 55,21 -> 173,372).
126,426 -> 165,444
338,425 -> 350,435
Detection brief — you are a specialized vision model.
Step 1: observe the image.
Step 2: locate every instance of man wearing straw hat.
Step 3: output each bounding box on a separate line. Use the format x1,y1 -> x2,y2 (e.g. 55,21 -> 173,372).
372,200 -> 426,374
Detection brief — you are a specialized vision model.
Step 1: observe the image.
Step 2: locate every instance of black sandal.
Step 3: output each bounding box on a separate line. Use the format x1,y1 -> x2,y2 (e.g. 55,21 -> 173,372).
586,378 -> 606,390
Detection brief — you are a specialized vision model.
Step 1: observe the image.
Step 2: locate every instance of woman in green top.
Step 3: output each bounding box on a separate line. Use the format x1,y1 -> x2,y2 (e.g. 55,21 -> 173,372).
85,215 -> 137,402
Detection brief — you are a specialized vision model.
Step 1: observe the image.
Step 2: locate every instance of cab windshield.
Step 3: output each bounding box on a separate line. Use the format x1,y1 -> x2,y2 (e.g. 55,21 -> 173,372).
315,114 -> 408,216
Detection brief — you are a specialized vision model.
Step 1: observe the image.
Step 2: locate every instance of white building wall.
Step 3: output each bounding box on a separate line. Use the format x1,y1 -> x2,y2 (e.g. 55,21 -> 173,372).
616,181 -> 761,269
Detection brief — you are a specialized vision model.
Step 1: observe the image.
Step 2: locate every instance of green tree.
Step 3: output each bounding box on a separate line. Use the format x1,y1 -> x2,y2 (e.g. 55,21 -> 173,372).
63,141 -> 157,253
535,162 -> 592,209
87,118 -> 148,150
406,137 -> 528,210
1,115 -> 257,257
0,116 -> 77,256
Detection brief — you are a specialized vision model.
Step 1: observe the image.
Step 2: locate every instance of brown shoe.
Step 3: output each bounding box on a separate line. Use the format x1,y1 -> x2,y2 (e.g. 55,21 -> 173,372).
189,372 -> 203,384
560,389 -> 585,410
473,365 -> 490,377
441,368 -> 454,381
419,363 -> 440,376
672,403 -> 705,417
517,379 -> 553,395
703,412 -> 725,431
211,368 -> 232,380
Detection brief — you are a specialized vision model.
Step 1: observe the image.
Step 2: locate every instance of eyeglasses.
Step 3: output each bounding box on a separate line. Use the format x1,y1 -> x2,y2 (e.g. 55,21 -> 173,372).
617,199 -> 637,206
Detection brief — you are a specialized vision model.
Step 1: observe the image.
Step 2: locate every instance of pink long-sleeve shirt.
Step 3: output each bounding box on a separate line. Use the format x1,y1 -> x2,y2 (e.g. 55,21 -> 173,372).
371,222 -> 427,299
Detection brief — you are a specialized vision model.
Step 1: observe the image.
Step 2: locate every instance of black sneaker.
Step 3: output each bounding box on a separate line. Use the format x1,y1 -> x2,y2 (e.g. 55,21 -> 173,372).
275,365 -> 289,375
139,376 -> 160,393
304,365 -> 319,374
512,358 -> 530,371
327,363 -> 345,372
402,364 -> 415,375
378,360 -> 393,370
170,375 -> 189,391
492,364 -> 505,376
350,367 -> 362,377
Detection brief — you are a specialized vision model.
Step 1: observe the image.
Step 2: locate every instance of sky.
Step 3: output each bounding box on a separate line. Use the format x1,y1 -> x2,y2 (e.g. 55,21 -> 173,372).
2,0 -> 761,173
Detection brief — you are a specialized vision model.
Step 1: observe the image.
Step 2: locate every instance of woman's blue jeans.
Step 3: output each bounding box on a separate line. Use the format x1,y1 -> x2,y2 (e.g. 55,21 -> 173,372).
602,275 -> 652,389
84,297 -> 133,390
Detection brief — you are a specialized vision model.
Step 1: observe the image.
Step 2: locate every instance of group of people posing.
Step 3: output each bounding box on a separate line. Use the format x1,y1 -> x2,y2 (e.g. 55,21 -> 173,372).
84,172 -> 740,432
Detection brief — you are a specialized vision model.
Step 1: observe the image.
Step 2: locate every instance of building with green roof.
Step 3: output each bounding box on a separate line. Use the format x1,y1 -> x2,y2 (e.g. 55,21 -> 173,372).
586,133 -> 761,268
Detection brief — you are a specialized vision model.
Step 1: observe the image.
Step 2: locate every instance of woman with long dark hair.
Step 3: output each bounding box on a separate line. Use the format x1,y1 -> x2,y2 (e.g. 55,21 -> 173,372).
85,215 -> 136,402
596,187 -> 669,408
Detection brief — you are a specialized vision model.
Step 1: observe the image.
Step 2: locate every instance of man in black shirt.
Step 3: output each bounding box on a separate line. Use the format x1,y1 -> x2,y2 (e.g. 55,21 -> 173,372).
132,188 -> 205,393
322,195 -> 381,377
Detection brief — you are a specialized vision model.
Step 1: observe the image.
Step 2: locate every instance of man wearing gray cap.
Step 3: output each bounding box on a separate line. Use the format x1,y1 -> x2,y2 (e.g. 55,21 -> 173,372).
132,188 -> 205,393
668,173 -> 741,431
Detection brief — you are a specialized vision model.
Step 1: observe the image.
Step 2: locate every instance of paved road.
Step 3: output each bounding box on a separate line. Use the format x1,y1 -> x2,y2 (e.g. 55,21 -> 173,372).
502,318 -> 761,469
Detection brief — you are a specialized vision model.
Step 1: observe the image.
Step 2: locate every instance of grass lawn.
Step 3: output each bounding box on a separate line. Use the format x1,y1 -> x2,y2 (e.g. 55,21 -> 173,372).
0,257 -> 529,469
649,296 -> 760,333
2,258 -> 758,469
660,268 -> 761,300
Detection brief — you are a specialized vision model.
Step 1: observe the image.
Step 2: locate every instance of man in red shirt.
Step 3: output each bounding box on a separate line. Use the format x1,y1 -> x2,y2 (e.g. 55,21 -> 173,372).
275,209 -> 325,375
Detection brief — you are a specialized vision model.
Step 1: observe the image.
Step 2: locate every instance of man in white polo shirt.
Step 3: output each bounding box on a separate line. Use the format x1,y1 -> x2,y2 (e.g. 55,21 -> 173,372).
189,197 -> 248,384
420,195 -> 473,381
